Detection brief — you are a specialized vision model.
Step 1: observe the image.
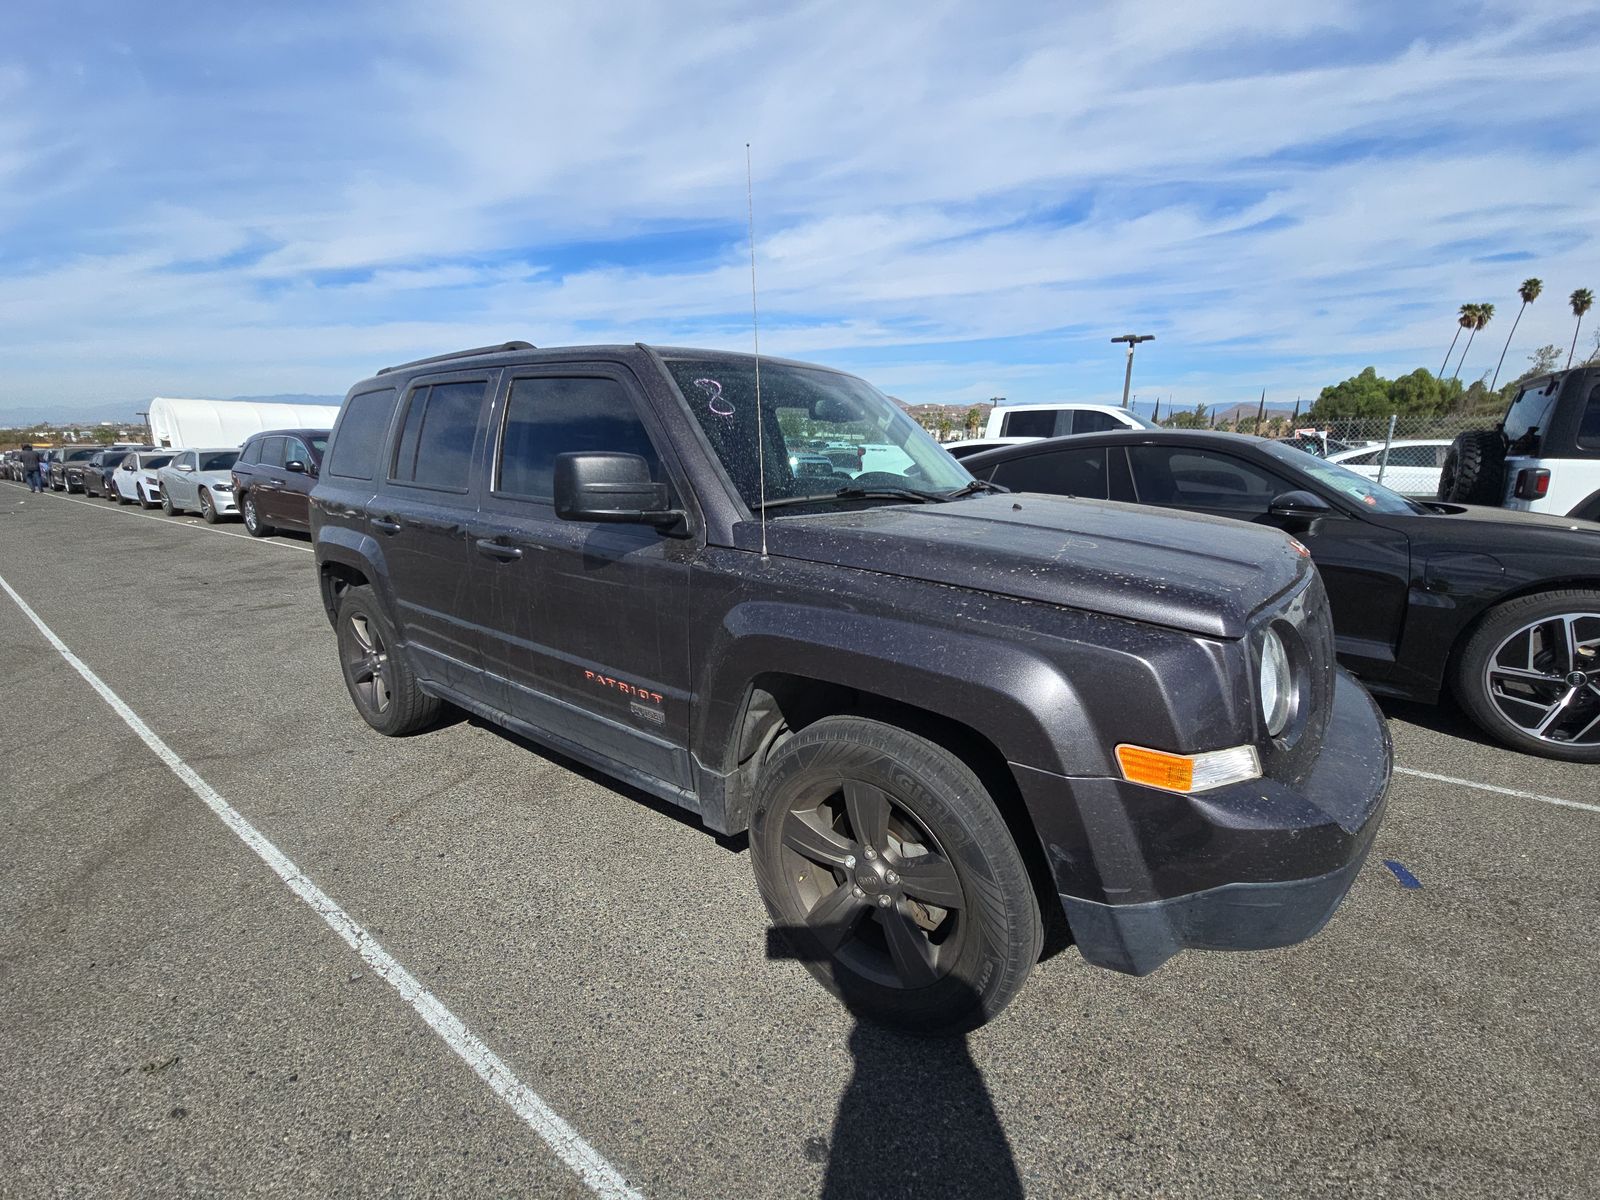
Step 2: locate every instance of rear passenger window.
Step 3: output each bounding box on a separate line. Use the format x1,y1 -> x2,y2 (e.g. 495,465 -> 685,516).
1579,384 -> 1600,450
328,389 -> 398,480
390,380 -> 487,491
1072,410 -> 1121,434
998,410 -> 1058,438
259,438 -> 287,468
497,376 -> 661,501
991,449 -> 1109,498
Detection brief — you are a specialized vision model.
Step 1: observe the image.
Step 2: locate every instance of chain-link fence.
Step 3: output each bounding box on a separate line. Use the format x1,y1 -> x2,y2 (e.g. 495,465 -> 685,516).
1265,413 -> 1495,498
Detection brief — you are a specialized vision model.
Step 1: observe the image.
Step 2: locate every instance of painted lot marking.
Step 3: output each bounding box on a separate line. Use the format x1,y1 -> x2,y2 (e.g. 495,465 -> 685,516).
1395,766 -> 1599,815
5,481 -> 313,553
0,570 -> 643,1200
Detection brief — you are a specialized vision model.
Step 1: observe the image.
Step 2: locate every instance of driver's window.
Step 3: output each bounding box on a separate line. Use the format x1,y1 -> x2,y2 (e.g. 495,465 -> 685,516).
1128,446 -> 1286,514
496,375 -> 663,503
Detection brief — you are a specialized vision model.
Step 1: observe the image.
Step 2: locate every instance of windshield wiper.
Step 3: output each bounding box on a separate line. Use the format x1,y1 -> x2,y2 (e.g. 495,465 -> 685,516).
944,479 -> 1005,498
759,485 -> 946,511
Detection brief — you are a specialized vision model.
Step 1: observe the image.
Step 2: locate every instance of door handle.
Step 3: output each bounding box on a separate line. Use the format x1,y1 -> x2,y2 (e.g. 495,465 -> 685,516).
372,517 -> 402,535
474,538 -> 523,561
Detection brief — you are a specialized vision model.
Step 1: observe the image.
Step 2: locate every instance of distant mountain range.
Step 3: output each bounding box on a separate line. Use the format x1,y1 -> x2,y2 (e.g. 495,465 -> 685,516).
3,394 -> 344,426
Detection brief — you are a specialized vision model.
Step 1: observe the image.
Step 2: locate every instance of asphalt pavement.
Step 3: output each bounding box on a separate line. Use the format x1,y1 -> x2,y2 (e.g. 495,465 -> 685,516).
2,480 -> 1596,1199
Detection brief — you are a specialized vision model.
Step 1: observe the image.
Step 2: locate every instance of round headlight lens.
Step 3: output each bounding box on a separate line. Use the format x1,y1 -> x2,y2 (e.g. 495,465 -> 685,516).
1259,627 -> 1293,737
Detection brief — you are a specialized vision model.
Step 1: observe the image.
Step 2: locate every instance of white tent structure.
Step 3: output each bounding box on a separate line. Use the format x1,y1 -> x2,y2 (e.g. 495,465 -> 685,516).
147,397 -> 342,449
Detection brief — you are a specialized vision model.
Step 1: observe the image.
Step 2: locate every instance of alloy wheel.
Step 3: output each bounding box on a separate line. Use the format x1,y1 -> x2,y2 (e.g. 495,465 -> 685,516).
344,613 -> 392,715
243,497 -> 258,533
1483,612 -> 1600,747
779,779 -> 965,990
200,491 -> 214,521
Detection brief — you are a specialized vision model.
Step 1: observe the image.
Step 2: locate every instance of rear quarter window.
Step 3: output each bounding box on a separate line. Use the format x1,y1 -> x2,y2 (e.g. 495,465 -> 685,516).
328,389 -> 399,480
1578,383 -> 1600,450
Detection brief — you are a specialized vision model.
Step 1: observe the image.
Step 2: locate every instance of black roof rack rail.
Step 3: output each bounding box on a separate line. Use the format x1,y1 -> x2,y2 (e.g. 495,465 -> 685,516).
377,341 -> 536,376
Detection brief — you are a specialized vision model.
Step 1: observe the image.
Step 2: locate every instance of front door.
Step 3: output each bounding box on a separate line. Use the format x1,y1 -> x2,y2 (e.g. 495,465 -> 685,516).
469,367 -> 694,790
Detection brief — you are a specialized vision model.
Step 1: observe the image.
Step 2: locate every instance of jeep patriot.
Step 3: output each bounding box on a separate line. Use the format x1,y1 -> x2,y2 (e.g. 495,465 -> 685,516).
311,341 -> 1391,1032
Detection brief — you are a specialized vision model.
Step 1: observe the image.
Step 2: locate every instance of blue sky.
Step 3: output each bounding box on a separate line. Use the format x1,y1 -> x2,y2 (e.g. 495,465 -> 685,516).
2,0 -> 1598,418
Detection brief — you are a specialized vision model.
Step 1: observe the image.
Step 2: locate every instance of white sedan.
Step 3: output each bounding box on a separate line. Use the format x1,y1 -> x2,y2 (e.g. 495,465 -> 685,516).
157,448 -> 241,523
109,451 -> 177,508
1326,440 -> 1451,498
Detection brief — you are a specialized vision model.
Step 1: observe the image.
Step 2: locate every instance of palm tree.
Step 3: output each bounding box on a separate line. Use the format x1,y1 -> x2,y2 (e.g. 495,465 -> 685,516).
1569,288 -> 1595,368
1490,278 -> 1542,390
1452,303 -> 1493,381
1440,303 -> 1474,377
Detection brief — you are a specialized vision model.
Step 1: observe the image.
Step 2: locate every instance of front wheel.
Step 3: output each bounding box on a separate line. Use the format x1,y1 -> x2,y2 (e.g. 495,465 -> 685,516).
137,486 -> 157,510
1454,590 -> 1600,762
161,493 -> 177,516
335,587 -> 441,736
241,493 -> 275,537
200,489 -> 220,524
750,716 -> 1042,1035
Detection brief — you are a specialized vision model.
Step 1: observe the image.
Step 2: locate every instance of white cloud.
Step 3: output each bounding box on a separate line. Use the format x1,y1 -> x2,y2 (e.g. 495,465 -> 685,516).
0,0 -> 1598,410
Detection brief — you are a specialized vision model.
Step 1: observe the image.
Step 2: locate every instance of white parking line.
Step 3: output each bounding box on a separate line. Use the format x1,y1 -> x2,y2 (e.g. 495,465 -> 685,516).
0,570 -> 643,1200
1395,766 -> 1600,815
4,481 -> 313,553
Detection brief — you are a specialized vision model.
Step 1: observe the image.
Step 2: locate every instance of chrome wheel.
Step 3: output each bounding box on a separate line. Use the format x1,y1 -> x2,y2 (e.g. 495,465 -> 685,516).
243,496 -> 258,532
343,613 -> 391,715
1483,612 -> 1600,747
200,490 -> 215,522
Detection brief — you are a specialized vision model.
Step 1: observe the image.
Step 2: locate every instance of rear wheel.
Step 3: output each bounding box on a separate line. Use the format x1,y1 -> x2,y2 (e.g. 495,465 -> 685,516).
1438,430 -> 1507,504
1454,589 -> 1600,762
750,716 -> 1042,1034
242,493 -> 275,537
336,587 -> 440,736
200,489 -> 220,524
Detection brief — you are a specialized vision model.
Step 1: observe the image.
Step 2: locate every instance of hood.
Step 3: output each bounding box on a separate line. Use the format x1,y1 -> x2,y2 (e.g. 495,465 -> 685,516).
734,493 -> 1310,638
1421,502 -> 1600,535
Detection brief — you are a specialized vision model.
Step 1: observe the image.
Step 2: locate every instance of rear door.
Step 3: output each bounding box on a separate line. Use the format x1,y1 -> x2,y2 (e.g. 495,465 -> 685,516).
371,372 -> 497,703
168,451 -> 197,507
469,365 -> 694,790
252,436 -> 289,523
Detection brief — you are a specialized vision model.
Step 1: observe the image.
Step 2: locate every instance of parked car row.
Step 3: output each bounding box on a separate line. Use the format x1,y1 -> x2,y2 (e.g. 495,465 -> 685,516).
13,431 -> 331,536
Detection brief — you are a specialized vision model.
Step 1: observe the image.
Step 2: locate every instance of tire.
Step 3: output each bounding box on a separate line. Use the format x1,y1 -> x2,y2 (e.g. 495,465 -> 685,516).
200,489 -> 220,524
1438,430 -> 1507,504
116,487 -> 132,505
750,716 -> 1042,1035
241,493 -> 275,537
161,492 -> 177,516
137,486 -> 157,510
1453,589 -> 1600,762
335,586 -> 440,736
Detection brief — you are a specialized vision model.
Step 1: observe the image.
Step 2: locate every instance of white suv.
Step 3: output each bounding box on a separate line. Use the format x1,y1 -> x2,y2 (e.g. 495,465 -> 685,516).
984,403 -> 1157,440
1439,367 -> 1600,519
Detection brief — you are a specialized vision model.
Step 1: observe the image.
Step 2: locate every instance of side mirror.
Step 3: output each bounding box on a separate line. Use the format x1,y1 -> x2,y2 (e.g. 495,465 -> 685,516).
554,452 -> 681,529
1268,490 -> 1333,519
284,460 -> 306,474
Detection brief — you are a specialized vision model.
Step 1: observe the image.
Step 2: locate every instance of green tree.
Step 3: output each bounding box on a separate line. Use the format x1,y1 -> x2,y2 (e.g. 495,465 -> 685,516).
1526,344 -> 1564,377
1389,367 -> 1460,415
1166,404 -> 1210,429
1491,278 -> 1542,390
1452,303 -> 1492,381
965,406 -> 984,437
92,426 -> 118,444
1440,304 -> 1474,377
1569,288 -> 1594,368
1310,366 -> 1392,419
936,415 -> 953,441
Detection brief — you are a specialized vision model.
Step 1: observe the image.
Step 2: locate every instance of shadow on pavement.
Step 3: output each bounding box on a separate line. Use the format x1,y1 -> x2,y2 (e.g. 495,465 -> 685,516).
768,926 -> 1024,1200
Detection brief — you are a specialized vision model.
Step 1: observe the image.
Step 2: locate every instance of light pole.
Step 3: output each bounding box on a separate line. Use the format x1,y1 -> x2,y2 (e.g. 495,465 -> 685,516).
1111,334 -> 1154,409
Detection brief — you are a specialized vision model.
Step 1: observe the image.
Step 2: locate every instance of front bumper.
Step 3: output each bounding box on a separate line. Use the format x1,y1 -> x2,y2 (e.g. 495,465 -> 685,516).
208,488 -> 238,513
1014,669 -> 1390,976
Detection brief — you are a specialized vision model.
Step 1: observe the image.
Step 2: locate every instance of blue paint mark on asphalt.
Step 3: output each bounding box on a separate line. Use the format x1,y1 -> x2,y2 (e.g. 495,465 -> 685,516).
1383,860 -> 1422,889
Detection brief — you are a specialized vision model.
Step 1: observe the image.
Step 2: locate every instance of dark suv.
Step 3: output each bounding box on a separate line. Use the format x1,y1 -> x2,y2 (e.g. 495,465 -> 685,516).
233,428 -> 329,537
312,341 -> 1391,1032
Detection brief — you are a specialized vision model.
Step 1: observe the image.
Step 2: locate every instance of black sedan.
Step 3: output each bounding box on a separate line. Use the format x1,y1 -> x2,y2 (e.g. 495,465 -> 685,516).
962,430 -> 1600,761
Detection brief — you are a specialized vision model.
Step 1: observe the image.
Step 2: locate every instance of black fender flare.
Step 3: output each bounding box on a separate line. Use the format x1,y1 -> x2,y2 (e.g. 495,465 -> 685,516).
314,524 -> 397,627
693,601 -> 1103,781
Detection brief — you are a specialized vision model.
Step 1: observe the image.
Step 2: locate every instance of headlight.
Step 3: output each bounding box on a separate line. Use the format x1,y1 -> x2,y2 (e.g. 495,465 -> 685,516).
212,482 -> 233,491
1259,626 -> 1293,738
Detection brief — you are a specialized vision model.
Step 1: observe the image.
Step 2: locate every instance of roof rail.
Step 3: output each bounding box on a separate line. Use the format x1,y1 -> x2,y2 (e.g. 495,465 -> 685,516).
377,341 -> 536,376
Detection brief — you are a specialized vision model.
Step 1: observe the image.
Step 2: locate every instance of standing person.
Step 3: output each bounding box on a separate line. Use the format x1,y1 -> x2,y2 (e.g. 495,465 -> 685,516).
18,444 -> 43,493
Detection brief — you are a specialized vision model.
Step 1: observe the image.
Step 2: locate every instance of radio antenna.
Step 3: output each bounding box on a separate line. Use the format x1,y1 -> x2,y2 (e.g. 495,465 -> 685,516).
745,142 -> 768,559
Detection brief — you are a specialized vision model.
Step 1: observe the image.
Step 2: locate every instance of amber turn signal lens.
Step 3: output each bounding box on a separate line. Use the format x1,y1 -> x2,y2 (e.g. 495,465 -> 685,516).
1115,743 -> 1262,794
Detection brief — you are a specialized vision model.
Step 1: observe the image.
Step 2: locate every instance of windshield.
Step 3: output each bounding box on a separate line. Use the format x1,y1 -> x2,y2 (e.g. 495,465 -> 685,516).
67,448 -> 100,461
1262,443 -> 1424,514
664,356 -> 972,510
199,451 -> 239,471
1503,379 -> 1559,455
